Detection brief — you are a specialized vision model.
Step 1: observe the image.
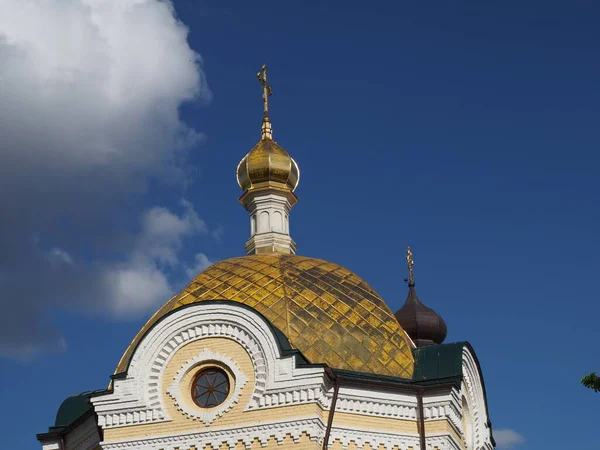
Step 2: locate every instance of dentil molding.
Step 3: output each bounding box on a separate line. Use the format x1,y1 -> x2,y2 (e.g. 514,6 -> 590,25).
461,346 -> 494,450
100,418 -> 324,450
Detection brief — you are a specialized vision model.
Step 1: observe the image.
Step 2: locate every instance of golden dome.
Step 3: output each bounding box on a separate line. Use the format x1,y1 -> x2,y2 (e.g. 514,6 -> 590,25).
115,253 -> 414,378
236,138 -> 300,192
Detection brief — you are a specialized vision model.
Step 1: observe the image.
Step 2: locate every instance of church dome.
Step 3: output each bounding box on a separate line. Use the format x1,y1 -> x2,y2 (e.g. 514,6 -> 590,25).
115,253 -> 415,378
236,138 -> 300,192
394,282 -> 447,347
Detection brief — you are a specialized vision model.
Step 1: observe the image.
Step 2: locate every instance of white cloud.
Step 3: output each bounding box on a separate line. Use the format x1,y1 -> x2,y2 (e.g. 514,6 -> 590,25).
0,0 -> 211,358
104,261 -> 173,318
184,253 -> 213,279
494,429 -> 525,448
138,199 -> 207,267
104,200 -> 207,318
46,248 -> 74,268
211,225 -> 225,242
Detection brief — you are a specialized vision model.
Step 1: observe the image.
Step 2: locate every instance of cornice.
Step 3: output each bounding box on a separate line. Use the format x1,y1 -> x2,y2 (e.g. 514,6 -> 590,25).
100,417 -> 455,450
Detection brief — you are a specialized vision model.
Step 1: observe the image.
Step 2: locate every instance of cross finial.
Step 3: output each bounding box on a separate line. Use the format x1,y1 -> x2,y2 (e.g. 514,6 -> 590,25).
406,246 -> 415,285
257,64 -> 274,139
257,64 -> 273,118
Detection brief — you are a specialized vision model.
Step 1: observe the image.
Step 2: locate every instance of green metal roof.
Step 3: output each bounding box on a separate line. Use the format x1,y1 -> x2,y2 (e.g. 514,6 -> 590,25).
51,393 -> 91,431
412,342 -> 465,386
48,389 -> 106,433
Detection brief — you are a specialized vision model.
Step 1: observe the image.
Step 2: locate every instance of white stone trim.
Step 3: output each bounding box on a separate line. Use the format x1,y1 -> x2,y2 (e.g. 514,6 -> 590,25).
39,415 -> 101,450
100,417 -> 325,450
92,303 -> 325,429
40,440 -> 60,450
328,425 -> 419,450
444,387 -> 464,435
425,434 -> 462,450
461,346 -> 494,450
65,415 -> 101,450
99,416 -> 447,450
166,349 -> 248,425
335,386 -> 419,421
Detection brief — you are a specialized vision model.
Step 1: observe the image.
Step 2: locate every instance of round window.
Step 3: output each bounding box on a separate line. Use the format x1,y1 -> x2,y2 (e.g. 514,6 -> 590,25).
191,367 -> 230,408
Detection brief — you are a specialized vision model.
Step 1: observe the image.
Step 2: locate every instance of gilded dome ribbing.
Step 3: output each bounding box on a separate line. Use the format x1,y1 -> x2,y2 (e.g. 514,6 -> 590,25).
236,138 -> 300,192
115,253 -> 415,378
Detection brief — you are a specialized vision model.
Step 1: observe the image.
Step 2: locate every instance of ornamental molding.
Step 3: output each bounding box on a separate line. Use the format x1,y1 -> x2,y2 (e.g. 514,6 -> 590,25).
461,346 -> 494,450
328,425 -> 419,450
63,415 -> 100,450
332,388 -> 463,424
92,303 -> 325,429
424,434 -> 462,450
100,417 -> 325,450
166,349 -> 248,425
334,387 -> 418,421
421,390 -> 463,436
40,441 -> 60,450
99,416 -> 448,450
329,424 -> 461,450
69,430 -> 99,450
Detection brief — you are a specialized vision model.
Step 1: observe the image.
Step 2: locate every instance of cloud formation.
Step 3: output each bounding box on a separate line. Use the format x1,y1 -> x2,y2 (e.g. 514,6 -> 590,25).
104,199 -> 208,318
184,253 -> 214,280
0,0 -> 210,358
494,429 -> 525,448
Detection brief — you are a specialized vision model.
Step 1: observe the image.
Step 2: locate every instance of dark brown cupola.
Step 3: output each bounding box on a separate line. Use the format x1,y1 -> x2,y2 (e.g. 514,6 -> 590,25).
394,247 -> 447,347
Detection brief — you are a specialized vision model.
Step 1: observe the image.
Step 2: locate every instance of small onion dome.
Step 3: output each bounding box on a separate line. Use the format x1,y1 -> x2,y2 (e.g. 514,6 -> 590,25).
236,138 -> 300,193
394,282 -> 447,347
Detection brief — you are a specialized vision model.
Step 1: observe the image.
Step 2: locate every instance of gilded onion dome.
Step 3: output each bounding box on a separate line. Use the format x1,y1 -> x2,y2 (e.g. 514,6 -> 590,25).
236,137 -> 300,192
236,64 -> 300,194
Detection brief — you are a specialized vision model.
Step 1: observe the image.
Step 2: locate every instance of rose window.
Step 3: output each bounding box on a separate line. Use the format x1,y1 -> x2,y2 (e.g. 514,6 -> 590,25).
191,367 -> 230,408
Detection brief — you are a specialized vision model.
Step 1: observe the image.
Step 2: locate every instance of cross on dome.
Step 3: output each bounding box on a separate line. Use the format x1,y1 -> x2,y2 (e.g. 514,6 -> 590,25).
257,64 -> 273,119
406,246 -> 415,286
257,64 -> 274,140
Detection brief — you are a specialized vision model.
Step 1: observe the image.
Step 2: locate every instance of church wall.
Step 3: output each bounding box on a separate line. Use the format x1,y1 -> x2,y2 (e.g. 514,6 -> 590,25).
330,412 -> 418,434
93,303 -> 467,450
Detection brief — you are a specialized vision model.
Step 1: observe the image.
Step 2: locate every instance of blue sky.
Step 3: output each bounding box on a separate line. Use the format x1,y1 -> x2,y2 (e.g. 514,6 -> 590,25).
1,1 -> 599,448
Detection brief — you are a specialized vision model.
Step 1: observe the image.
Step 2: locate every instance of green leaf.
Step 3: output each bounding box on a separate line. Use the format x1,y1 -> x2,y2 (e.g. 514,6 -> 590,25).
581,372 -> 600,393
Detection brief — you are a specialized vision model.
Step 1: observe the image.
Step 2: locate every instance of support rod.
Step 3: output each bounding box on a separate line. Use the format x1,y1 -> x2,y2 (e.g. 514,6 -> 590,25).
416,388 -> 426,450
322,368 -> 340,450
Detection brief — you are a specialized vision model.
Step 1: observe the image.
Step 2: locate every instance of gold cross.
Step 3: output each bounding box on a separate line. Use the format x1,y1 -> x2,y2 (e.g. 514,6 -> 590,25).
257,64 -> 273,118
406,246 -> 415,284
